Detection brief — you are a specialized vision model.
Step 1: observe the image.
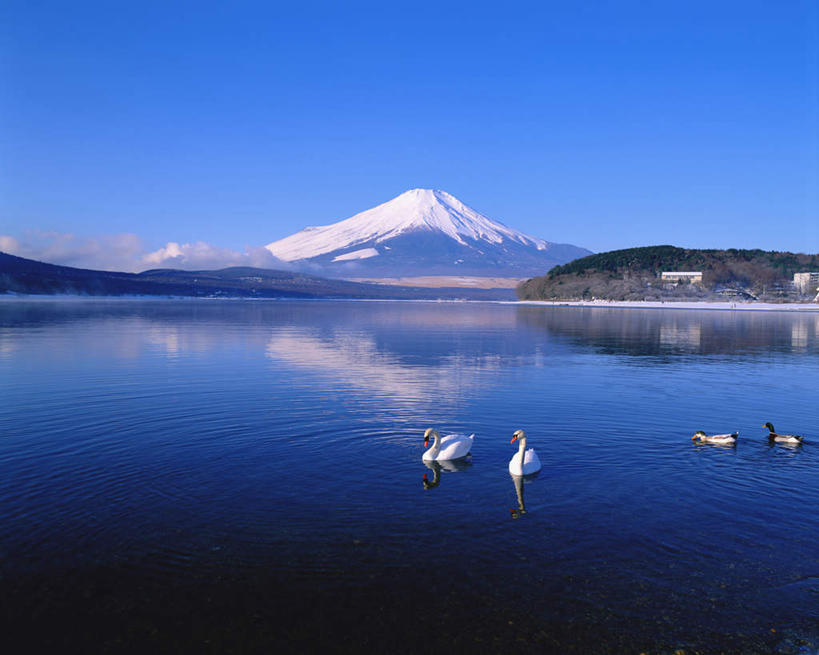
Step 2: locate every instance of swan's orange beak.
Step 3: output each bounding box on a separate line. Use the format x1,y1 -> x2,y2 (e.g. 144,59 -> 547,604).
424,438 -> 429,448
510,435 -> 518,444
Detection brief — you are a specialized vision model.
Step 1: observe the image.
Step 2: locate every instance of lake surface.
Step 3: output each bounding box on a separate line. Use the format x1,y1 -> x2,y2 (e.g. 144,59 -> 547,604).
2,299 -> 819,653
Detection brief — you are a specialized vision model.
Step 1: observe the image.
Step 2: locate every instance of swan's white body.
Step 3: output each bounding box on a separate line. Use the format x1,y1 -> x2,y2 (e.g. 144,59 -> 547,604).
422,429 -> 474,461
692,431 -> 738,445
509,430 -> 541,476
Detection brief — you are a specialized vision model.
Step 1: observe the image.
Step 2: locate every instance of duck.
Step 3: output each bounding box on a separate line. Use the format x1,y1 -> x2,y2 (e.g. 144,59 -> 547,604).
763,422 -> 804,444
691,430 -> 738,445
422,428 -> 474,462
509,429 -> 542,476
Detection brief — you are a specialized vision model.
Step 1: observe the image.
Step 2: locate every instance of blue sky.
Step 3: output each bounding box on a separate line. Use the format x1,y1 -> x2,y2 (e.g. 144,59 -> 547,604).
1,1 -> 817,271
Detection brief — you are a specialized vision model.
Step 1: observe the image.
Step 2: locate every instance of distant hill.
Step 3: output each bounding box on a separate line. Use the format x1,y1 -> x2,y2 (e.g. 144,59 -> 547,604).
265,188 -> 591,276
0,252 -> 515,300
517,245 -> 819,302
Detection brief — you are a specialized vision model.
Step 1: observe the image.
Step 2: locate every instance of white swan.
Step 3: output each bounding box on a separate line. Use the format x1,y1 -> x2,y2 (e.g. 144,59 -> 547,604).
422,428 -> 474,461
509,429 -> 541,476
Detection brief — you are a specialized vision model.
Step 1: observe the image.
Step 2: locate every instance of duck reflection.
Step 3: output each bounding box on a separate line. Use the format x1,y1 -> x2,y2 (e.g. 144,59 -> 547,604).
422,457 -> 472,490
768,440 -> 804,452
692,441 -> 737,452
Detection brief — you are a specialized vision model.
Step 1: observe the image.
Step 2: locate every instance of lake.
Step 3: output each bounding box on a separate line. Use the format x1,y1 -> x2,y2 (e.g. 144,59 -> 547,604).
2,299 -> 818,653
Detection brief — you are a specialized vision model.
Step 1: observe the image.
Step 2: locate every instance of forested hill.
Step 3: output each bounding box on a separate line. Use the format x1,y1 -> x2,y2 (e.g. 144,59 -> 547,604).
517,246 -> 819,302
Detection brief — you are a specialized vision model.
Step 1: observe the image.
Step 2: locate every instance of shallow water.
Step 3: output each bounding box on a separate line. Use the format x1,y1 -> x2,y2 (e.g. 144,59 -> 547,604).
1,299 -> 819,653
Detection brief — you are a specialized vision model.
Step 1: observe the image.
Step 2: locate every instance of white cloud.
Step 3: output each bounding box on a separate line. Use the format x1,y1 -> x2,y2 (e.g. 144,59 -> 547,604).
0,230 -> 295,273
0,235 -> 21,253
141,241 -> 290,271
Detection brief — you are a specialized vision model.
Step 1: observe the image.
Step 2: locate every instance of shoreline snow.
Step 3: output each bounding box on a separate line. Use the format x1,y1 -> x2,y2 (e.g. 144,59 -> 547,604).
2,293 -> 818,312
512,299 -> 819,312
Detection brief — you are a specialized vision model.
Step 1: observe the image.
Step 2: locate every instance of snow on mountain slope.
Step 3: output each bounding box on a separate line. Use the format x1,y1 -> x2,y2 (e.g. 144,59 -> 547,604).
332,248 -> 380,262
263,189 -> 591,277
265,189 -> 548,262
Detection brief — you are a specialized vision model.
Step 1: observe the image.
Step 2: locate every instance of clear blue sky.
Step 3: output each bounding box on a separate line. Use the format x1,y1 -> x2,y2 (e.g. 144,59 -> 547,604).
1,1 -> 817,270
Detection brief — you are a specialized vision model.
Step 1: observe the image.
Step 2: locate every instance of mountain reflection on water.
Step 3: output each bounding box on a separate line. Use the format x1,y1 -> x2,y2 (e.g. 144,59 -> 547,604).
1,299 -> 819,654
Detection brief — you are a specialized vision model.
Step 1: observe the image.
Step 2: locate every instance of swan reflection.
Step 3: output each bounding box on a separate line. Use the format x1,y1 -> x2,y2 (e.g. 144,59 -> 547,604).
509,471 -> 540,518
510,473 -> 526,517
422,461 -> 441,489
422,457 -> 472,490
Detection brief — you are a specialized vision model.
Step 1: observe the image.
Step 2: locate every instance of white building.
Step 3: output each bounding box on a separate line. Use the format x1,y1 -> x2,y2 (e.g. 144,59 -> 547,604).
793,272 -> 819,294
661,271 -> 703,284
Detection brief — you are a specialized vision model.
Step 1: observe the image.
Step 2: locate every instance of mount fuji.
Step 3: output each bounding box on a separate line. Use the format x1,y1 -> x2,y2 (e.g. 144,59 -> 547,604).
265,189 -> 591,277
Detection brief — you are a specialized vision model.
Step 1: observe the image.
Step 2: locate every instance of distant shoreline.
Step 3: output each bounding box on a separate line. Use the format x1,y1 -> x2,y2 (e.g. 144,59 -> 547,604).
2,294 -> 819,312
513,299 -> 819,312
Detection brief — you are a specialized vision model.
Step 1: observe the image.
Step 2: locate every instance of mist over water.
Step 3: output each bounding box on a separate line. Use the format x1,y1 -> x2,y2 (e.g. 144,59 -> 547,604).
1,300 -> 818,652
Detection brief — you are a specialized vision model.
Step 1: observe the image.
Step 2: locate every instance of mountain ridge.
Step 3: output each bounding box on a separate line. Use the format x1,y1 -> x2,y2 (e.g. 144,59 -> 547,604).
265,189 -> 590,276
0,251 -> 514,300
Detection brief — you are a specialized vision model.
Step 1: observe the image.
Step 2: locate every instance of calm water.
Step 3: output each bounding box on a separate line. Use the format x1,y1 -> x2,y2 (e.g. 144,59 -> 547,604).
2,299 -> 819,653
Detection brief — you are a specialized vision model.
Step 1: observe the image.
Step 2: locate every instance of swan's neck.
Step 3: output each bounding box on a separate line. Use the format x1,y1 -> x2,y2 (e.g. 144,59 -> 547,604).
517,436 -> 527,459
430,431 -> 442,456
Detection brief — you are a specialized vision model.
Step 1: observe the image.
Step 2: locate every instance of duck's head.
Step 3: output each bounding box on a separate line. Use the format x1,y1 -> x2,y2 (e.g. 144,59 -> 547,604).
763,422 -> 775,433
511,429 -> 526,444
692,430 -> 707,440
423,427 -> 438,448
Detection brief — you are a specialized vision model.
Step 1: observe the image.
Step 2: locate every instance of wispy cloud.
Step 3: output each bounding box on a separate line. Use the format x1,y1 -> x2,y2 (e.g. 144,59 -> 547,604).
140,241 -> 288,271
0,230 -> 293,273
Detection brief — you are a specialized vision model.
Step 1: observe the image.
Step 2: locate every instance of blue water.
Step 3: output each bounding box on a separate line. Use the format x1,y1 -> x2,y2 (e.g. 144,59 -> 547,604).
1,299 -> 818,653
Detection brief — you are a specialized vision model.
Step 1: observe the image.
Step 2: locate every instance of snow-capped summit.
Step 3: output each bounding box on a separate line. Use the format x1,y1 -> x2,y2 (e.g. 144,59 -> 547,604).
265,189 -> 591,277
